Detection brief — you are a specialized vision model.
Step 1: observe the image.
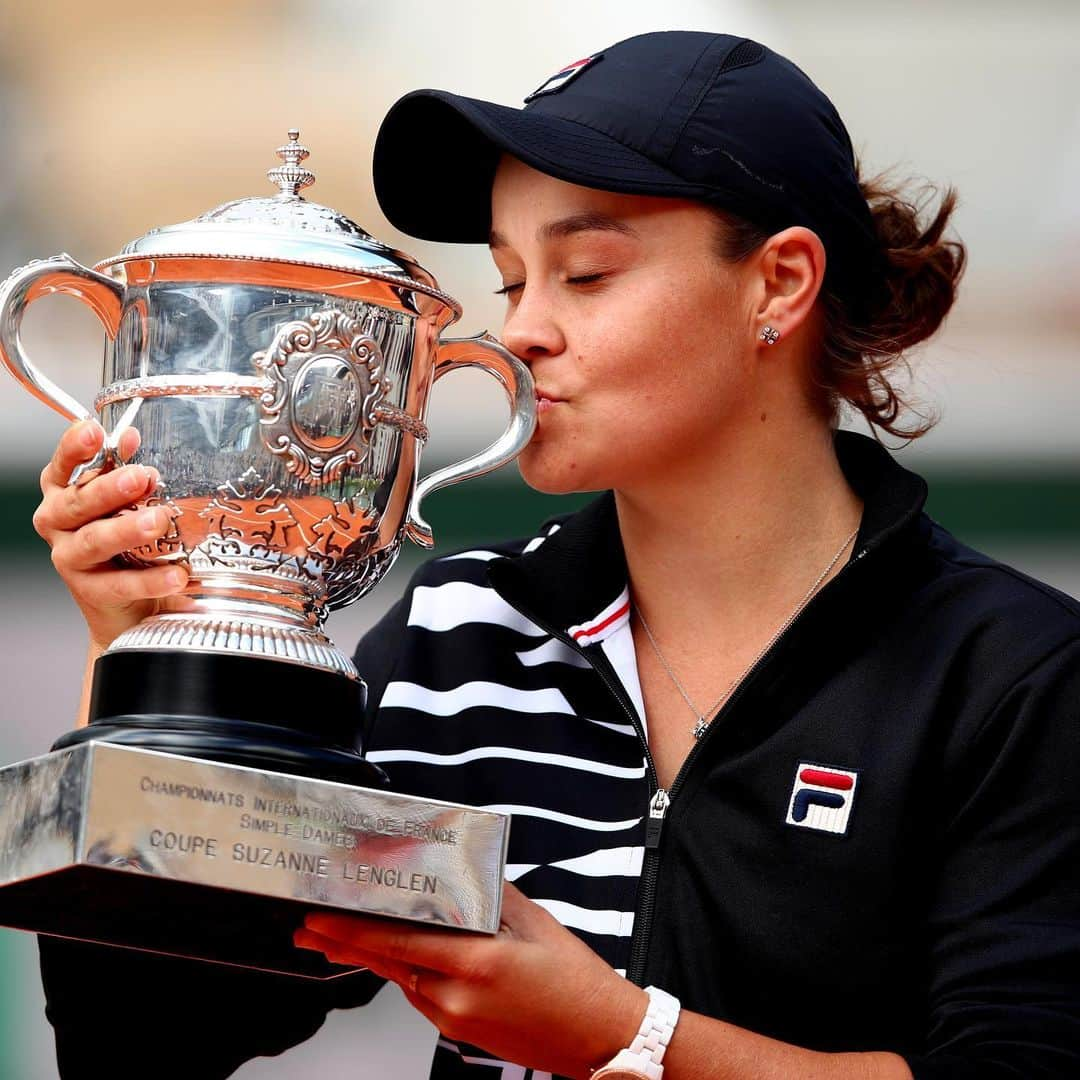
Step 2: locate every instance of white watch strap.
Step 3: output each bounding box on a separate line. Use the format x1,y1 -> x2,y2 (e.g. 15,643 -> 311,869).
594,985 -> 681,1079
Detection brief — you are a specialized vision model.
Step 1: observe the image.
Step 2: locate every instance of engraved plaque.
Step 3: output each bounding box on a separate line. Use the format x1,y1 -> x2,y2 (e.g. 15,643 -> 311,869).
0,743 -> 509,979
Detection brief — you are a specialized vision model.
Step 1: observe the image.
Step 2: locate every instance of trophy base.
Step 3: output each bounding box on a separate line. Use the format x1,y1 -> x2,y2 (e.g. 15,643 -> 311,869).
55,649 -> 386,788
0,742 -> 509,978
4,863 -> 360,980
108,610 -> 362,681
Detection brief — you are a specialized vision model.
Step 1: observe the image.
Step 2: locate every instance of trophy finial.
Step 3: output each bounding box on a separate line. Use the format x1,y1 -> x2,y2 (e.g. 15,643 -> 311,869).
267,129 -> 315,197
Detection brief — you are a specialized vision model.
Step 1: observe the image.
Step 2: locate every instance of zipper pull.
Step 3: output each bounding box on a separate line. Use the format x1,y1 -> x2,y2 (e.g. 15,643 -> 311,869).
645,788 -> 670,849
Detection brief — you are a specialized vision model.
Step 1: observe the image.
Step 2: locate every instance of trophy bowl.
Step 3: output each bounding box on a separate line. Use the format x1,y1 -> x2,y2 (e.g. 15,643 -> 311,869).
0,129 -> 536,781
0,131 -> 531,974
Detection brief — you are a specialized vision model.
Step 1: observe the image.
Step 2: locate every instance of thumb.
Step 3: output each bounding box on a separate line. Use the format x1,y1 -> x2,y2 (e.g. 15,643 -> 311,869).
498,881 -> 556,936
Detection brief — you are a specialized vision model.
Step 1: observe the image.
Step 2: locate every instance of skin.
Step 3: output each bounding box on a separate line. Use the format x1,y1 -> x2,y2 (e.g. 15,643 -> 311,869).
34,156 -> 911,1078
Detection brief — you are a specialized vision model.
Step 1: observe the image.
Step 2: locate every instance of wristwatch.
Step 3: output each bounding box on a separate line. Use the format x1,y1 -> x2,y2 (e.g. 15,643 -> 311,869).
591,985 -> 681,1079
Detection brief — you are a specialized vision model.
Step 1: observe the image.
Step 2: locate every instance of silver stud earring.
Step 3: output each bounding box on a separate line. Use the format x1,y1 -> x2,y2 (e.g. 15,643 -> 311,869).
760,326 -> 780,345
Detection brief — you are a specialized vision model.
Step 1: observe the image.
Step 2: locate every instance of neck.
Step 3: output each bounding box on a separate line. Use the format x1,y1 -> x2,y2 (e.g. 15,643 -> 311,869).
616,416 -> 863,636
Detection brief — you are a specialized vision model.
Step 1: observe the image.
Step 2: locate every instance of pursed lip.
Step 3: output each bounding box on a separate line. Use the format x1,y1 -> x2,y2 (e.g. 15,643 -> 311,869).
535,387 -> 565,405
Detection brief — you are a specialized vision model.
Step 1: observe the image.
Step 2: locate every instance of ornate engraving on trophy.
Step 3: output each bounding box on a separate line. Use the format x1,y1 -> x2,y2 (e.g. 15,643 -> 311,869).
325,536 -> 401,612
254,310 -> 390,486
186,465 -> 292,569
0,131 -> 534,974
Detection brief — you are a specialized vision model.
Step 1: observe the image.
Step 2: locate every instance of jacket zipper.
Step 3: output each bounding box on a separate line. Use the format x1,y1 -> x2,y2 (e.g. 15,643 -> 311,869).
486,599 -> 671,984
625,544 -> 872,985
497,543 -> 873,986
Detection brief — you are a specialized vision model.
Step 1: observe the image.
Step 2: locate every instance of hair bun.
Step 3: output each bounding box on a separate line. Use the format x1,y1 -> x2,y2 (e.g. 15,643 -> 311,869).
819,165 -> 967,441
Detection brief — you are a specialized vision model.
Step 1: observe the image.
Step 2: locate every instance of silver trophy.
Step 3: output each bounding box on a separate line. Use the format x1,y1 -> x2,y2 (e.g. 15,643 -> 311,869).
0,131 -> 533,976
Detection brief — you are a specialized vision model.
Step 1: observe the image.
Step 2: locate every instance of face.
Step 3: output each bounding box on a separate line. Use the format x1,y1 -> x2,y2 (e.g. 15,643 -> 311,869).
489,156 -> 761,497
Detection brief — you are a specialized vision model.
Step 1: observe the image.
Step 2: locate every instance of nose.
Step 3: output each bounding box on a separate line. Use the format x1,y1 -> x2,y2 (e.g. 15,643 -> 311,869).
500,286 -> 566,363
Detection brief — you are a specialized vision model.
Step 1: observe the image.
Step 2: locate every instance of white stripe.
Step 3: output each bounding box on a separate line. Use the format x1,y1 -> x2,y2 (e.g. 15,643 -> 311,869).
439,549 -> 501,562
505,847 -> 643,883
567,585 -> 631,645
522,522 -> 561,554
365,745 -> 646,779
479,804 -> 642,832
436,1039 -> 526,1078
505,863 -> 539,881
515,638 -> 590,669
380,681 -> 573,717
532,897 -> 632,936
601,622 -> 647,734
407,581 -> 545,636
585,717 -> 638,737
550,846 -> 644,877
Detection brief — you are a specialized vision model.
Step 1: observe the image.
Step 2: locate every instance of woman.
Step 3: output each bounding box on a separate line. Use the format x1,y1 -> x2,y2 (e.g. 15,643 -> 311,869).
35,31 -> 1080,1080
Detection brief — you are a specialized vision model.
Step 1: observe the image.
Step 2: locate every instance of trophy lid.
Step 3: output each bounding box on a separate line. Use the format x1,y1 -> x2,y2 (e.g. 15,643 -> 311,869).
98,130 -> 458,313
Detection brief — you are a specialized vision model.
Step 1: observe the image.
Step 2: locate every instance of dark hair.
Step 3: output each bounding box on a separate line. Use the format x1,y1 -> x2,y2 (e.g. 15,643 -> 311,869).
713,162 -> 967,441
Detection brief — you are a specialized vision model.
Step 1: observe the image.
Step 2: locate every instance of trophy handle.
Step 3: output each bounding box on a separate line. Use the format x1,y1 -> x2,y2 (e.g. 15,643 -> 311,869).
404,332 -> 536,549
0,254 -> 123,423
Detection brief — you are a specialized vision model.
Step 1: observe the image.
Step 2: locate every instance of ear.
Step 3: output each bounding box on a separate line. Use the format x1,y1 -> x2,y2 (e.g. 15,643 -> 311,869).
752,227 -> 826,343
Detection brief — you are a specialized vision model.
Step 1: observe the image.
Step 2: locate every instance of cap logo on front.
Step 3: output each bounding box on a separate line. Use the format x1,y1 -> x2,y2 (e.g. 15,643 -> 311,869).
524,53 -> 603,103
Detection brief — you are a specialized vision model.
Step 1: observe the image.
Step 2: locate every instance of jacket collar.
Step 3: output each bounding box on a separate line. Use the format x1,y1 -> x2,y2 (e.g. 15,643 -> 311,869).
487,430 -> 929,638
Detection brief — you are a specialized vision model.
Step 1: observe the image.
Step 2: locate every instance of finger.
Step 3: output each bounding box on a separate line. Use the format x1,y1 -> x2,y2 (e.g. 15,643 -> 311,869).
495,880 -> 558,936
117,425 -> 142,463
498,881 -> 529,920
397,970 -> 489,1041
41,421 -> 103,494
69,564 -> 189,607
296,930 -> 459,1033
50,505 -> 175,570
39,465 -> 160,538
399,968 -> 457,1015
399,977 -> 452,1034
293,928 -> 415,984
302,912 -> 480,976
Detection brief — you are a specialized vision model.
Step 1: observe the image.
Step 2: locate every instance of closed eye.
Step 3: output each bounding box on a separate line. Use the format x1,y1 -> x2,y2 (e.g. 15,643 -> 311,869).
494,272 -> 607,297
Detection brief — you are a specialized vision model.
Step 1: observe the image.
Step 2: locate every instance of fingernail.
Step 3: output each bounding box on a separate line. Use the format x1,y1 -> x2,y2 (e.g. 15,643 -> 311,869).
137,509 -> 160,532
166,569 -> 185,589
119,470 -> 142,496
79,423 -> 97,448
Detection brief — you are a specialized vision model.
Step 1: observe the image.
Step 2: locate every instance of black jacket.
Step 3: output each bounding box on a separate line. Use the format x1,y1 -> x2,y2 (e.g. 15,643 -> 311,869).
41,431 -> 1080,1078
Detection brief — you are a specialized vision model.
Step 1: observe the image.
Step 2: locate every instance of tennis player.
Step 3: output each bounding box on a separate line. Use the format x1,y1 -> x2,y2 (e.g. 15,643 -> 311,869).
34,31 -> 1080,1080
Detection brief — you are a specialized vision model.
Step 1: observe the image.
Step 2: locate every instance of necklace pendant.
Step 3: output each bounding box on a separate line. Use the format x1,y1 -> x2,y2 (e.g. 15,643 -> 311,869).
692,717 -> 709,740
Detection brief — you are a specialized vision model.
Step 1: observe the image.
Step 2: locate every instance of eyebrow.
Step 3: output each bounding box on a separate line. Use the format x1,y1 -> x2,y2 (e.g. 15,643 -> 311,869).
488,212 -> 639,249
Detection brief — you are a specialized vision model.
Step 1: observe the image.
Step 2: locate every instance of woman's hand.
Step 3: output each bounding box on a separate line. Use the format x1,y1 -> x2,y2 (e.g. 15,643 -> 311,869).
295,882 -> 646,1080
33,419 -> 188,652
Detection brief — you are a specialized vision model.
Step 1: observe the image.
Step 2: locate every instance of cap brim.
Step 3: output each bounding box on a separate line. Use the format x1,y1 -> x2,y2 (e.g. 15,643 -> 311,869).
373,90 -> 716,243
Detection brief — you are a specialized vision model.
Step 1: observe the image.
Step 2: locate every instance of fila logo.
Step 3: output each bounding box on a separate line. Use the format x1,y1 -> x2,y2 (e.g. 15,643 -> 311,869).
524,53 -> 603,102
785,762 -> 859,835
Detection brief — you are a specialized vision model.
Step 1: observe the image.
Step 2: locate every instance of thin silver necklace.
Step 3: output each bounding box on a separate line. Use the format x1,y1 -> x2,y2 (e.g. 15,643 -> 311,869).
636,526 -> 860,740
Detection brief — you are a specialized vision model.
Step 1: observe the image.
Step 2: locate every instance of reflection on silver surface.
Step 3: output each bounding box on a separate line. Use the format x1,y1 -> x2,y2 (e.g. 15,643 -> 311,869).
0,743 -> 509,977
0,132 -> 537,677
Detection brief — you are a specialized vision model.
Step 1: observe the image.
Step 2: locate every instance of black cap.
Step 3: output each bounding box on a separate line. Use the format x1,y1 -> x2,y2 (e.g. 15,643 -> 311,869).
373,31 -> 885,312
